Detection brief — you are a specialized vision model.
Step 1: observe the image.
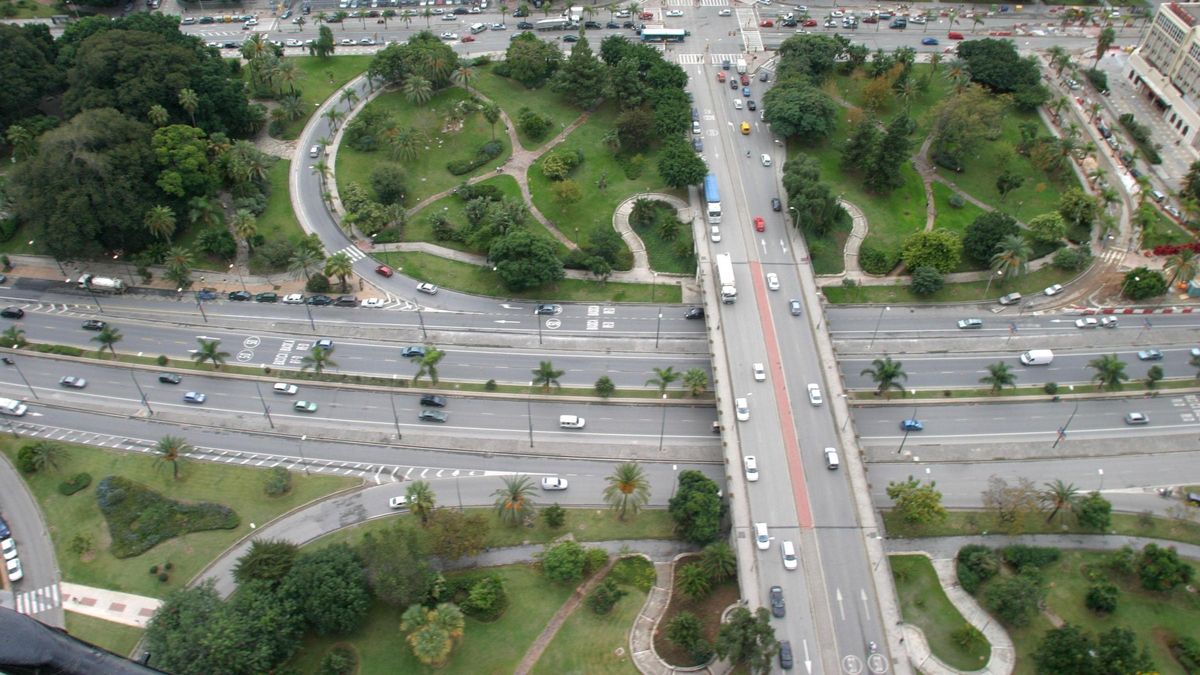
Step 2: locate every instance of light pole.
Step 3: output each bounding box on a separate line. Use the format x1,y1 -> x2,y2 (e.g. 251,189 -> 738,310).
189,287 -> 208,323
75,277 -> 104,314
670,464 -> 679,499
1120,275 -> 1140,300
896,406 -> 918,455
129,371 -> 153,414
114,252 -> 135,286
390,393 -> 401,439
417,307 -> 428,341
651,271 -> 658,302
8,348 -> 37,400
255,382 -> 274,429
526,380 -> 535,447
983,269 -> 1003,300
1098,468 -> 1105,491
303,298 -> 316,331
297,434 -> 309,474
32,240 -> 66,276
868,305 -> 890,350
1052,403 -> 1080,449
655,309 -> 663,348
229,263 -> 248,293
788,206 -> 797,227
657,393 -> 669,453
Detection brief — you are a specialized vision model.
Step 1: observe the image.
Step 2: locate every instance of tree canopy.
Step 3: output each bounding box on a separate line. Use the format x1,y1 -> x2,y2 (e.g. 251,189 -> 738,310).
668,470 -> 725,545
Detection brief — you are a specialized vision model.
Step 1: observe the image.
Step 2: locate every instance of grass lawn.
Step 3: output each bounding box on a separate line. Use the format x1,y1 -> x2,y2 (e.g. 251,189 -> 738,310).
65,614 -> 145,658
290,564 -> 574,674
931,182 -> 987,238
310,507 -> 676,551
273,56 -> 375,140
824,263 -> 1076,304
374,250 -> 680,303
531,556 -> 655,675
406,175 -> 568,258
251,158 -> 306,253
469,66 -> 585,151
823,64 -> 952,140
2,0 -> 58,18
989,549 -> 1200,674
1140,207 -> 1195,249
882,509 -> 1200,549
527,102 -> 683,255
653,556 -> 740,668
890,555 -> 991,671
638,202 -> 697,275
805,214 -> 854,276
4,441 -> 355,598
336,87 -> 510,206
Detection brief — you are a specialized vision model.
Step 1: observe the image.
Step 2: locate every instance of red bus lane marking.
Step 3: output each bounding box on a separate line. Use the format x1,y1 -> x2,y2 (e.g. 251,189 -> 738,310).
748,261 -> 815,529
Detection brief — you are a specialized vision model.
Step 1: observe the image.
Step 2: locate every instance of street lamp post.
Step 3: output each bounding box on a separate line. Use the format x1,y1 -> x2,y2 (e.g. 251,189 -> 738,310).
298,434 -> 309,474
303,298 -> 316,331
655,309 -> 663,348
417,307 -> 428,341
651,272 -> 658,302
31,240 -> 66,276
896,406 -> 918,455
255,382 -> 274,429
114,253 -> 136,286
390,393 -> 401,439
526,381 -> 535,447
868,305 -> 890,350
129,371 -> 153,414
192,288 -> 208,323
983,269 -> 1003,300
75,277 -> 104,314
8,348 -> 37,400
1052,403 -> 1080,449
229,263 -> 248,293
670,464 -> 679,499
657,393 -> 669,453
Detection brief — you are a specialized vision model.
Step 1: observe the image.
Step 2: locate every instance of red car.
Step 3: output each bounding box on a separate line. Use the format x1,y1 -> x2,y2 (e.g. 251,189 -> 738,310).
375,264 -> 394,277
759,18 -> 773,27
462,35 -> 475,42
740,73 -> 750,86
717,71 -> 727,82
638,11 -> 654,19
753,216 -> 765,232
948,31 -> 964,39
802,18 -> 817,26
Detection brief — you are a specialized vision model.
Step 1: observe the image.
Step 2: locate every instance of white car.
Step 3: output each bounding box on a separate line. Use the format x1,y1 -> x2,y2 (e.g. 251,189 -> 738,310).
807,383 -> 823,406
615,9 -> 630,16
754,522 -> 770,550
1075,317 -> 1099,329
389,495 -> 409,509
781,540 -> 797,570
285,38 -> 303,47
559,414 -> 586,429
340,38 -> 355,45
282,293 -> 305,304
760,153 -> 772,167
6,556 -> 22,582
665,9 -> 682,16
753,363 -> 766,382
743,455 -> 759,481
361,298 -> 386,308
766,272 -> 780,290
1,538 -> 15,561
541,476 -> 569,490
710,225 -> 721,243
735,397 -> 750,421
416,282 -> 439,295
718,7 -> 731,15
440,31 -> 458,39
273,382 -> 298,395
1044,284 -> 1064,296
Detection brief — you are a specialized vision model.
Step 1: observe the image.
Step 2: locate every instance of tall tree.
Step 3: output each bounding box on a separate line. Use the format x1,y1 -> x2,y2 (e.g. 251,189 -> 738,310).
714,607 -> 779,673
979,362 -> 1017,394
667,470 -> 722,544
412,347 -> 445,386
280,544 -> 371,635
682,368 -> 709,397
1087,353 -> 1128,391
191,338 -> 230,370
1164,248 -> 1199,288
178,87 -> 199,126
405,480 -> 436,526
646,366 -> 681,395
990,234 -> 1033,279
323,252 -> 354,292
1040,479 -> 1080,524
886,476 -> 947,525
493,474 -> 537,526
552,35 -> 608,109
860,356 -> 907,398
531,360 -> 564,392
603,462 -> 651,521
1094,26 -> 1116,66
401,602 -> 466,667
154,434 -> 190,480
91,325 -> 123,358
300,345 -> 337,374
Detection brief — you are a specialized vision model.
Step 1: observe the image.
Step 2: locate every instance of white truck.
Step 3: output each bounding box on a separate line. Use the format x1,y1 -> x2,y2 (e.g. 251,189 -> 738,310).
0,397 -> 28,417
536,17 -> 572,30
736,58 -> 747,74
716,253 -> 737,303
77,274 -> 126,294
565,5 -> 583,22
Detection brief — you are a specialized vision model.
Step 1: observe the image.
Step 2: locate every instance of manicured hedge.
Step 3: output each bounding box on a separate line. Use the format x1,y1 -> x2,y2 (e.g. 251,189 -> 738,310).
58,472 -> 92,496
95,475 -> 239,558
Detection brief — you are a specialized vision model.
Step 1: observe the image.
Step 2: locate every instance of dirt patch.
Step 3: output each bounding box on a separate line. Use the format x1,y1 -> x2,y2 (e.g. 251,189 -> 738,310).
652,555 -> 740,668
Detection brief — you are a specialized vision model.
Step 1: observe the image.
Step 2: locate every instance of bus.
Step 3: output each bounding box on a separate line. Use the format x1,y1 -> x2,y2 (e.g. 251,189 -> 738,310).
641,27 -> 688,42
703,174 -> 721,224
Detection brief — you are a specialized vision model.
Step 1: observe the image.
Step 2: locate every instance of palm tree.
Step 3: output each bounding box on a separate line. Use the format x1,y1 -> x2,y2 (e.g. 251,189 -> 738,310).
405,480 -> 436,525
451,65 -> 475,90
646,366 -> 681,396
1047,45 -> 1070,75
401,603 -> 465,667
340,87 -> 360,111
1087,353 -> 1128,391
603,462 -> 650,521
300,345 -> 337,374
178,88 -> 199,126
388,127 -> 425,162
700,542 -> 737,581
191,338 -> 230,370
188,195 -> 223,229
279,93 -> 306,122
231,210 -> 258,252
289,247 -> 323,280
1095,26 -> 1116,67
532,360 -> 564,392
493,475 -> 536,526
413,347 -> 445,386
991,234 -> 1033,279
91,325 -> 122,358
1164,248 -> 1199,288
860,356 -> 907,398
310,158 -> 331,186
155,435 -> 191,480
682,368 -> 708,397
22,441 -> 65,473
2,326 -> 27,349
322,107 -> 345,131
1040,480 -> 1080,524
5,124 -> 36,162
323,252 -> 354,292
164,246 -> 194,284
403,75 -> 434,105
147,103 -> 170,127
480,101 -> 501,140
979,361 -> 1016,394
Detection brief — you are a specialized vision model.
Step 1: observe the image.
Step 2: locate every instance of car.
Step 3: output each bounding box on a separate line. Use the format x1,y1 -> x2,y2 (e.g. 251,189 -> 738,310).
1075,317 -> 1099,329
742,86 -> 752,97
315,338 -> 334,351
692,137 -> 703,152
534,303 -> 561,316
802,18 -> 817,26
614,9 -> 630,17
1101,316 -> 1119,328
747,100 -> 757,111
823,447 -> 840,469
334,295 -> 358,307
753,363 -> 766,382
228,290 -> 252,301
440,32 -> 458,39
6,556 -> 22,582
760,153 -> 772,167
766,272 -> 780,291
517,21 -> 533,28
710,226 -> 722,243
82,319 -> 107,331
605,21 -> 620,28
685,306 -> 705,320
743,455 -> 759,481
419,409 -> 448,423
771,197 -> 782,212
294,400 -> 318,413
462,34 -> 475,42
361,298 -> 386,308
401,346 -> 426,358
718,8 -> 731,16
1,307 -> 24,319
759,18 -> 773,28
769,585 -> 786,617
779,640 -> 794,670
541,476 -> 569,490
559,414 -> 586,429
412,282 -> 440,296
492,22 -> 506,29
375,264 -> 394,277
921,37 -> 939,45
562,34 -> 578,42
900,418 -> 923,432
754,216 -> 766,232
780,540 -> 797,570
759,70 -> 770,82
948,31 -> 964,39
59,376 -> 86,389
307,295 -> 332,306
283,293 -> 305,304
158,373 -> 182,385
717,72 -> 726,83
733,98 -> 743,111
732,78 -> 740,90
1,538 -> 15,561
183,391 -> 207,404
197,288 -> 218,301
1043,284 -> 1064,296
199,15 -> 214,22
735,397 -> 750,422
807,383 -> 822,406
389,495 -> 409,509
287,38 -> 305,48
789,299 -> 802,316
1124,412 -> 1149,425
255,292 -> 278,303
420,394 -> 447,408
954,318 -> 984,330
1137,349 -> 1164,361
181,16 -> 196,24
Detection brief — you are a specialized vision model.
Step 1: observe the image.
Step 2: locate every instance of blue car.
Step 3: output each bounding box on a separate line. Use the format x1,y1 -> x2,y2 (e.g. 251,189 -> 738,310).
401,346 -> 426,358
921,37 -> 938,45
900,419 -> 924,432
742,86 -> 751,97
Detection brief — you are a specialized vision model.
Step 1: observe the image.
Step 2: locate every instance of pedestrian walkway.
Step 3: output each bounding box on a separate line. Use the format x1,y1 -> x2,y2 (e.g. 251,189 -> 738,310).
60,582 -> 161,629
628,557 -> 734,675
10,582 -> 61,620
513,555 -> 619,675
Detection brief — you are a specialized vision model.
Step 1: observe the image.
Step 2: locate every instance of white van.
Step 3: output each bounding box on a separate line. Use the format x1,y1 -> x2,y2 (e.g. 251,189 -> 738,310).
1019,349 -> 1054,366
559,414 -> 586,429
470,22 -> 487,33
754,522 -> 770,550
781,540 -> 797,570
823,447 -> 840,470
0,397 -> 28,417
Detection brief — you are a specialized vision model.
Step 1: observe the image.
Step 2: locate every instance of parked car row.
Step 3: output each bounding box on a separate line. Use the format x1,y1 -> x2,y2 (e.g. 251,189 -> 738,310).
1,516 -> 21,583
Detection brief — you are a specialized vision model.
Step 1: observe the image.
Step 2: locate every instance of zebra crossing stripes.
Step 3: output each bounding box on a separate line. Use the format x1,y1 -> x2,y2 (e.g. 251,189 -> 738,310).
1098,247 -> 1125,265
699,0 -> 730,5
677,53 -> 706,64
337,244 -> 367,262
14,583 -> 61,617
710,53 -> 741,65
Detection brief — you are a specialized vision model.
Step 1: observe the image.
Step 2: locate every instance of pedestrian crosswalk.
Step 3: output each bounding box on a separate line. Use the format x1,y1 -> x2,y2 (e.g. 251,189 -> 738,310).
676,53 -> 706,64
1097,247 -> 1125,265
336,244 -> 367,262
14,583 -> 60,617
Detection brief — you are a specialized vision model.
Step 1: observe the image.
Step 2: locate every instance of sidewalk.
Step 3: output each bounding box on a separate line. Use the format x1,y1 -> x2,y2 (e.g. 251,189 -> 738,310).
60,582 -> 161,629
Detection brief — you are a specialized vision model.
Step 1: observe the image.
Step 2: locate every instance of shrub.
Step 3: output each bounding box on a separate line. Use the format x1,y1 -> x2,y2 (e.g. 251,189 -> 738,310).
1105,546 -> 1137,576
156,355 -> 169,366
542,503 -> 566,528
16,446 -> 38,473
584,547 -> 609,576
58,472 -> 92,496
608,556 -> 656,592
484,379 -> 497,391
1085,582 -> 1119,614
541,541 -> 586,584
462,575 -> 508,621
666,611 -> 713,663
956,544 -> 1000,594
586,578 -> 627,614
32,344 -> 84,356
982,572 -> 1043,626
446,140 -> 504,176
318,646 -> 358,675
1121,267 -> 1166,300
517,107 -> 552,141
1044,382 -> 1059,395
95,475 -> 239,558
264,466 -> 293,497
1001,545 -> 1061,571
1084,68 -> 1108,92
1052,246 -> 1092,271
910,266 -> 944,296
1173,636 -> 1200,673
158,572 -> 170,582
0,217 -> 18,242
370,163 -> 408,205
305,275 -> 331,293
456,182 -> 502,202
948,193 -> 965,208
149,565 -> 158,574
859,243 -> 899,275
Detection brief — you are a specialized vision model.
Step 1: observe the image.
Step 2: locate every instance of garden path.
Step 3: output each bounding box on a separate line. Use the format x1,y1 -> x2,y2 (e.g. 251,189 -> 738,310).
511,555 -> 619,675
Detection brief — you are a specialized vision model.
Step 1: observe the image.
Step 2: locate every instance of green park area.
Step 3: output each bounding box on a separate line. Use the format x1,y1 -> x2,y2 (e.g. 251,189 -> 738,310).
890,555 -> 991,671
884,508 -> 1200,549
65,613 -> 145,658
267,55 -> 375,140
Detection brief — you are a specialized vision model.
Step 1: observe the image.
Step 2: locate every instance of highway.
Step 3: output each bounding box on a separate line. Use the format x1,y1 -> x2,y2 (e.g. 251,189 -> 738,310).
827,305 -> 1200,340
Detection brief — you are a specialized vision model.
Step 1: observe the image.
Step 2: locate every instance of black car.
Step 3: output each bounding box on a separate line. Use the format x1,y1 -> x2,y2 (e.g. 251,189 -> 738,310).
401,345 -> 426,358
731,78 -> 739,90
334,295 -> 358,307
82,319 -> 107,331
584,20 -> 600,28
228,290 -> 252,301
420,394 -> 447,407
306,295 -> 333,306
769,585 -> 786,617
771,197 -> 782,212
606,21 -> 619,28
1,307 -> 24,319
563,34 -> 579,42
781,18 -> 797,26
419,409 -> 448,423
692,137 -> 703,152
747,100 -> 757,111
535,303 -> 560,315
158,373 -> 183,385
684,306 -> 704,320
453,6 -> 468,13
622,20 -> 635,28
779,640 -> 794,670
517,20 -> 533,28
255,292 -> 278,303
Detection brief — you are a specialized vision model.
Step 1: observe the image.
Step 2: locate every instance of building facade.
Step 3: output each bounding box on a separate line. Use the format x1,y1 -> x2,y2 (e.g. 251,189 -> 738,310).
1127,2 -> 1200,148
